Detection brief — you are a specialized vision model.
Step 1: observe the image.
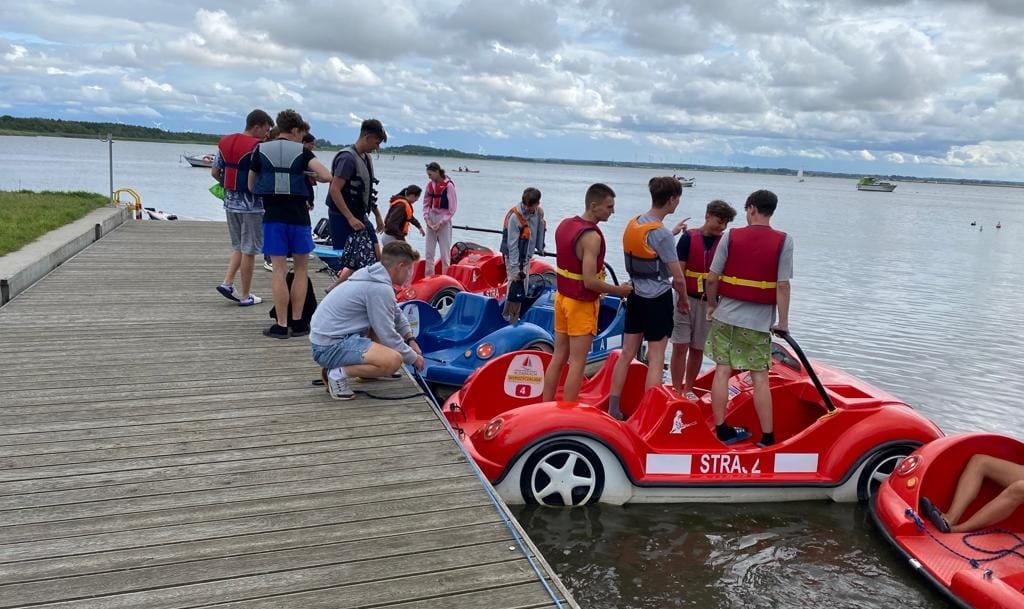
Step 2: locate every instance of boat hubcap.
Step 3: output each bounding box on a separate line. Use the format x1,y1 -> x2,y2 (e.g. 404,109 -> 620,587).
868,454 -> 907,496
435,294 -> 455,316
528,449 -> 597,506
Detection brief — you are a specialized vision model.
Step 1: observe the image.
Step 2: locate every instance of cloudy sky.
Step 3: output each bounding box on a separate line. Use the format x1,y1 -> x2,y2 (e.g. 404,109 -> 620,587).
2,0 -> 1023,180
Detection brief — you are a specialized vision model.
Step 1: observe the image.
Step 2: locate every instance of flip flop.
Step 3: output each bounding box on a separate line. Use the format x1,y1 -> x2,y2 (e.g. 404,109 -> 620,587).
919,496 -> 951,533
722,426 -> 751,445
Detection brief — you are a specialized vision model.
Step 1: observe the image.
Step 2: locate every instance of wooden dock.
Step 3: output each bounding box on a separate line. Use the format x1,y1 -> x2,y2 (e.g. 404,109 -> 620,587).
0,221 -> 576,609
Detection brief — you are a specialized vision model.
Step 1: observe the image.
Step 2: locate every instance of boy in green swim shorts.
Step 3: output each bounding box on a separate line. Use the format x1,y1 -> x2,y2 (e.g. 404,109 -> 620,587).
704,190 -> 794,447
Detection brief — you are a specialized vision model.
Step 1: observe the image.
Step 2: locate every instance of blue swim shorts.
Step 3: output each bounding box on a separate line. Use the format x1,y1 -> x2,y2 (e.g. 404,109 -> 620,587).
263,222 -> 315,257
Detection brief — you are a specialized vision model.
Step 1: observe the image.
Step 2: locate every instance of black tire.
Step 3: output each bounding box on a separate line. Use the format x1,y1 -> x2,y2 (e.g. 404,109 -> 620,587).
857,445 -> 916,502
520,439 -> 605,506
524,340 -> 553,353
429,287 -> 460,316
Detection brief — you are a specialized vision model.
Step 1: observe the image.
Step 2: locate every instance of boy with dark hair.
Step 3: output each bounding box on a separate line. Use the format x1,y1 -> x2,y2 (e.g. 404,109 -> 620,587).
705,189 -> 793,447
213,108 -> 273,306
249,108 -> 332,338
326,118 -> 387,254
499,187 -> 547,322
541,183 -> 632,403
670,199 -> 737,399
607,176 -> 689,420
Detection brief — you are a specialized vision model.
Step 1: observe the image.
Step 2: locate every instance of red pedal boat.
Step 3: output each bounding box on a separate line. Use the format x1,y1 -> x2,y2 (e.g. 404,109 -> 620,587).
871,433 -> 1024,609
397,242 -> 553,314
441,331 -> 943,506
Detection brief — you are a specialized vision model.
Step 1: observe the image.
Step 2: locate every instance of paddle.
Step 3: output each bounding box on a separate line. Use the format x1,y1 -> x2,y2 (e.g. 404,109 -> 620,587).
771,329 -> 836,412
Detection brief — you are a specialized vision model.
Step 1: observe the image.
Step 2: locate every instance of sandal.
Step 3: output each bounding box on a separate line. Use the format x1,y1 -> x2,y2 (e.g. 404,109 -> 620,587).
919,496 -> 952,533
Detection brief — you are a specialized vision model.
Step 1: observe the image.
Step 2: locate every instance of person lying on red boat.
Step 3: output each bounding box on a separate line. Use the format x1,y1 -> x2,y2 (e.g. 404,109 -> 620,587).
920,455 -> 1024,533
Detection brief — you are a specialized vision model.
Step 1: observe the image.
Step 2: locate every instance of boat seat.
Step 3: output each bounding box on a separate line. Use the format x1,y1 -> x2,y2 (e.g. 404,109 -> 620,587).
428,292 -> 501,345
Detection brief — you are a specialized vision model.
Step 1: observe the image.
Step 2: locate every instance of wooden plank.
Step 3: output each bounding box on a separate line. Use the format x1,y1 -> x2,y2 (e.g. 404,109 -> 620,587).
3,543 -> 530,609
0,478 -> 482,548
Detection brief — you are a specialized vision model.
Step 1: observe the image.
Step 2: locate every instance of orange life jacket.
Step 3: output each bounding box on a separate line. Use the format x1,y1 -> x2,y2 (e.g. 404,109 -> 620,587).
622,216 -> 665,280
389,196 -> 414,235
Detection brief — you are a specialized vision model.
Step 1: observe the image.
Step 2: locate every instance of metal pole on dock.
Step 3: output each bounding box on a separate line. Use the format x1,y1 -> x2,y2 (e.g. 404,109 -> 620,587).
100,133 -> 114,204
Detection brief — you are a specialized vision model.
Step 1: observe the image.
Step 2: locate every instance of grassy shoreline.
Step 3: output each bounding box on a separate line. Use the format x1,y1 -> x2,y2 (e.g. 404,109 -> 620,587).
0,190 -> 110,256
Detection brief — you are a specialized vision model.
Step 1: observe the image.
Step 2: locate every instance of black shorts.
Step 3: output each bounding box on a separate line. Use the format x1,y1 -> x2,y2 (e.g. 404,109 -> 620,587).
624,290 -> 673,341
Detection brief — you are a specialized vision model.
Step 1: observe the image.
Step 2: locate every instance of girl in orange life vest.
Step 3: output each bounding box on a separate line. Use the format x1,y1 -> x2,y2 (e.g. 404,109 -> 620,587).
382,185 -> 425,246
422,162 -> 458,277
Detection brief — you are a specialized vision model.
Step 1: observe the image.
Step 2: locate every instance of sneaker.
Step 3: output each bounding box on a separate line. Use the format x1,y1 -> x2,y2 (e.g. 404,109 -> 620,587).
238,294 -> 263,307
327,372 -> 355,400
217,284 -> 239,302
263,261 -> 273,272
289,320 -> 310,337
263,324 -> 289,339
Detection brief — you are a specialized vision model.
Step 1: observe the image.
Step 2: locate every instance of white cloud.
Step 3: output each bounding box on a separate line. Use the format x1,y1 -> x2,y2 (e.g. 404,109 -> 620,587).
859,150 -> 877,161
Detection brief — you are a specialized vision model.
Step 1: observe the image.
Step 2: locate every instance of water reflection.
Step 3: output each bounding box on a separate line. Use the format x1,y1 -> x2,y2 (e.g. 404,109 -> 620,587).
514,503 -> 951,609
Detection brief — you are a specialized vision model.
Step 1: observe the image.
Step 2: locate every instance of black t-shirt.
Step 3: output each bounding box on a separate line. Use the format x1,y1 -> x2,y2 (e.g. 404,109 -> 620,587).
251,145 -> 316,225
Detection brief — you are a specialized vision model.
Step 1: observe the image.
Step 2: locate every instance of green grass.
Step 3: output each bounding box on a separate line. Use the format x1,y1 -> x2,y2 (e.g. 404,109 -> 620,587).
0,190 -> 110,256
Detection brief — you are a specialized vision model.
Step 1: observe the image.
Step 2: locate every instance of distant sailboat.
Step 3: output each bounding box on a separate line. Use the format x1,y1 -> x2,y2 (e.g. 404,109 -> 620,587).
797,169 -> 805,182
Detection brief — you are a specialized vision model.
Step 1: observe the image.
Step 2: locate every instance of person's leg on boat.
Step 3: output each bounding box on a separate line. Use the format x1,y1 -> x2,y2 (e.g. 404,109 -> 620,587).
542,331 -> 570,403
683,296 -> 710,398
423,222 -> 438,277
437,222 -> 453,274
644,337 -> 668,390
608,332 -> 642,420
749,369 -> 774,446
669,291 -> 690,394
942,455 -> 1024,532
706,320 -> 749,444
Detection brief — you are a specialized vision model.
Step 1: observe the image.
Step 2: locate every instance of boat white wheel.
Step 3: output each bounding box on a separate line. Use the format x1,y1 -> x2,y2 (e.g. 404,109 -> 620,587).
858,447 -> 913,501
430,288 -> 460,317
520,440 -> 605,507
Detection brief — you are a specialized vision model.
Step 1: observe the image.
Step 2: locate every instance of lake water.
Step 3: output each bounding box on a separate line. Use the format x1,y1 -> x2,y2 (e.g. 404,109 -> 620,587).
3,135 -> 1022,608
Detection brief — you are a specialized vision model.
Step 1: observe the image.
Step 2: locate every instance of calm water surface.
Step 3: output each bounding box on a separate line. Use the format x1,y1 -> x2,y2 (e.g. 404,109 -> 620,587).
3,135 -> 1022,608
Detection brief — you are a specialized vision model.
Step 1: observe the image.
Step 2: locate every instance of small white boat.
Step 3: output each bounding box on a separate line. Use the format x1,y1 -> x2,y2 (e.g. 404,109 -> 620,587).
857,177 -> 896,192
797,169 -> 805,182
144,207 -> 178,221
183,153 -> 215,168
675,176 -> 695,187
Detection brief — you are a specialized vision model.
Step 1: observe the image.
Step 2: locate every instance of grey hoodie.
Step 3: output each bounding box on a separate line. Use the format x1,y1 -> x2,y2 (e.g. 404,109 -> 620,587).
310,263 -> 417,364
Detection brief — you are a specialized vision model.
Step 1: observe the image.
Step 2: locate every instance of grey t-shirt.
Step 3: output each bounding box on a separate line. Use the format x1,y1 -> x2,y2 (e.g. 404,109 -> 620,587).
709,228 -> 794,332
629,213 -> 679,299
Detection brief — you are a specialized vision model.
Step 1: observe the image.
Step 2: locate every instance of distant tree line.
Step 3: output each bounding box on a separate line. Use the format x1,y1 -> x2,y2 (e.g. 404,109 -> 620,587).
2,116 -> 1018,187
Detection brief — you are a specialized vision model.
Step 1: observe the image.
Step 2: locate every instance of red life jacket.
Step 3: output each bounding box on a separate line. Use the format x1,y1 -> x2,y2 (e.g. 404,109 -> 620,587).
424,178 -> 453,209
683,228 -> 722,297
554,216 -> 605,302
217,133 -> 262,192
718,226 -> 786,304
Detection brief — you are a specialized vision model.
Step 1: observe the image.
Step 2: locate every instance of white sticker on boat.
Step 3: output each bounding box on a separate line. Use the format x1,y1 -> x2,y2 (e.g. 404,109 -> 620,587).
774,453 -> 819,473
646,454 -> 692,475
402,304 -> 420,337
503,353 -> 545,398
669,410 -> 697,434
606,334 -> 622,349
